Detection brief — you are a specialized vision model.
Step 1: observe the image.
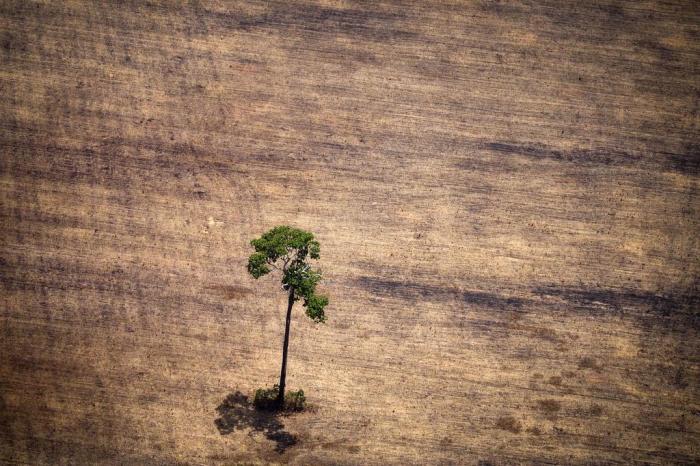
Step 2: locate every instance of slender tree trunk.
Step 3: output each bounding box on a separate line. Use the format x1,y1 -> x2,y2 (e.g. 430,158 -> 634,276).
277,287 -> 294,409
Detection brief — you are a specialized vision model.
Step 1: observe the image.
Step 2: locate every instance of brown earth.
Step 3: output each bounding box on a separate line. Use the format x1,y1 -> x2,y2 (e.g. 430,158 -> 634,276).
1,1 -> 699,464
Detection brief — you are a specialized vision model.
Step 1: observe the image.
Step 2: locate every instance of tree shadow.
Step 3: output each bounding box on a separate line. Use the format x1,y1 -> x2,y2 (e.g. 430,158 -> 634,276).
214,391 -> 297,454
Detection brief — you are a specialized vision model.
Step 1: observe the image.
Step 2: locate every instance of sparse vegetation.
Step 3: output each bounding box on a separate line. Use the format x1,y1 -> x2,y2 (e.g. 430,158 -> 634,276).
572,403 -> 604,417
495,416 -> 522,433
548,376 -> 562,386
578,356 -> 600,371
253,385 -> 306,412
533,326 -> 560,343
588,404 -> 603,417
536,399 -> 562,421
254,385 -> 281,411
672,366 -> 688,389
537,399 -> 562,414
284,389 -> 307,412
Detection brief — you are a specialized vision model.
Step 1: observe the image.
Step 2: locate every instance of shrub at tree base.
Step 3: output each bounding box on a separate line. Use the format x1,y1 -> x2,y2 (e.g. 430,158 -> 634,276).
284,389 -> 306,412
253,385 -> 306,412
253,385 -> 280,411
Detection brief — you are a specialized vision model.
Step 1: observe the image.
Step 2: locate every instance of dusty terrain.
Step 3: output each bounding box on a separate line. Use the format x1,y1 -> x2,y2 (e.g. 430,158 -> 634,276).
1,0 -> 699,464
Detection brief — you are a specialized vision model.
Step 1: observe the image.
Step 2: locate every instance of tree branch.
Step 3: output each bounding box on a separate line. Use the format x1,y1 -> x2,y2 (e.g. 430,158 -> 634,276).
267,260 -> 281,271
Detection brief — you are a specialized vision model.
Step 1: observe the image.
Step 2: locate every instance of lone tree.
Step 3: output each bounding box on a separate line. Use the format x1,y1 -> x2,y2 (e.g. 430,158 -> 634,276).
247,225 -> 329,409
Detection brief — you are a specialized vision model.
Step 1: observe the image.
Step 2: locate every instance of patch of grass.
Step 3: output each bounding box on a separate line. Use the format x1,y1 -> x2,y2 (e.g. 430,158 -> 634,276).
533,327 -> 561,343
526,426 -> 542,435
495,415 -> 522,433
284,389 -> 306,412
253,385 -> 306,412
537,399 -> 561,414
253,385 -> 280,411
548,376 -> 562,386
578,356 -> 600,371
672,366 -> 688,389
588,404 -> 603,416
573,403 -> 603,417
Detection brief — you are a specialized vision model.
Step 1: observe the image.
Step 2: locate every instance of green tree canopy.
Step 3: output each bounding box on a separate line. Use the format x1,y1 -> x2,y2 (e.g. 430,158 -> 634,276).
247,225 -> 328,322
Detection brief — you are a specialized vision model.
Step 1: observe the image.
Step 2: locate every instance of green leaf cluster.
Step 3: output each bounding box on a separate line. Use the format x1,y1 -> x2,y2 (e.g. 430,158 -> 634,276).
247,225 -> 329,323
253,384 -> 280,411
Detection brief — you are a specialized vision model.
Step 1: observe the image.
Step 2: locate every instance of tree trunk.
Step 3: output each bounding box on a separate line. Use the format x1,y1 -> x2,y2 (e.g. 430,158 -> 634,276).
277,287 -> 294,409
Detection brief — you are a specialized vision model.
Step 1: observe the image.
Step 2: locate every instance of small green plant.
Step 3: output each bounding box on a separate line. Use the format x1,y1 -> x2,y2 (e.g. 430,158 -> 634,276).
253,385 -> 280,411
284,389 -> 306,411
253,385 -> 306,412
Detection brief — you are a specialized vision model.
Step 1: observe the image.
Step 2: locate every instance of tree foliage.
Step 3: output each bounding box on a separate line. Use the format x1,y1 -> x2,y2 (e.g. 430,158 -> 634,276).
247,225 -> 328,323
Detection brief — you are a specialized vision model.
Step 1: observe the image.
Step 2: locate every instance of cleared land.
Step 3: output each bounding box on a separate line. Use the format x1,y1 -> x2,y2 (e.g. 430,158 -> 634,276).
1,1 -> 699,464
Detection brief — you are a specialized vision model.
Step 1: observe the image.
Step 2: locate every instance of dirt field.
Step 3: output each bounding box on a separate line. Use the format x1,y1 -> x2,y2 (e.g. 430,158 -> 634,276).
1,1 -> 699,464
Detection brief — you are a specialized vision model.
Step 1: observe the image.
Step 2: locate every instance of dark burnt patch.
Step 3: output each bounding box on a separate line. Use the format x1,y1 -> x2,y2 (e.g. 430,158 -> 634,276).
355,276 -> 446,301
355,276 -> 524,311
210,4 -> 416,43
0,30 -> 29,63
454,153 -> 521,174
486,141 -> 700,176
2,31 -> 16,53
534,285 -> 699,325
477,1 -> 522,16
663,144 -> 700,176
635,38 -> 675,63
485,142 -> 642,168
596,3 -> 625,20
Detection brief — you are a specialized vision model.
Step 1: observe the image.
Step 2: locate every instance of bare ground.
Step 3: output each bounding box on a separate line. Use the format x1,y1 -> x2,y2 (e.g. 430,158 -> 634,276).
1,1 -> 699,464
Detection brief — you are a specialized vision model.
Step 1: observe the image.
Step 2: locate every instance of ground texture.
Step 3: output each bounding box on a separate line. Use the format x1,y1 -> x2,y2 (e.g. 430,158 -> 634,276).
1,1 -> 699,464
